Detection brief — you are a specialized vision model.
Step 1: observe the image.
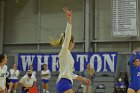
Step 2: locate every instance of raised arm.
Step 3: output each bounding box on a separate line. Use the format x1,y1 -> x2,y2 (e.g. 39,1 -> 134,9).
62,23 -> 72,50
129,49 -> 140,66
75,76 -> 91,86
59,7 -> 72,56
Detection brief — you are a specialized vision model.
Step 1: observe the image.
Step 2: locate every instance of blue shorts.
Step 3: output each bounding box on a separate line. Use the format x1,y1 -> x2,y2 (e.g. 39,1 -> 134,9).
56,78 -> 72,93
10,79 -> 18,83
129,83 -> 140,91
42,79 -> 49,83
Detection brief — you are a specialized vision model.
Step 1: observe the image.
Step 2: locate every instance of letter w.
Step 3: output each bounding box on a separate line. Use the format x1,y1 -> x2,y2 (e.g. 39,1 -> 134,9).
20,55 -> 35,71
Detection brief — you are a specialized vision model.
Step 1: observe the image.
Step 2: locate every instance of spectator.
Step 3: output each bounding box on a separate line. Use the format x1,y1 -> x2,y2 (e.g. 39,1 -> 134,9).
83,64 -> 94,93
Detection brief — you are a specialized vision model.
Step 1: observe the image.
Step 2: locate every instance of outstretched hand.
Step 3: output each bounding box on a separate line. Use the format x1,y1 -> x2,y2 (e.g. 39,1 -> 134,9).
133,49 -> 137,55
63,7 -> 72,24
83,78 -> 91,86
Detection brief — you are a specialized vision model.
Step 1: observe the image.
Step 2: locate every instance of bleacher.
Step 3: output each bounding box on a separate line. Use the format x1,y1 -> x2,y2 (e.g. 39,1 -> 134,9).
93,72 -> 115,93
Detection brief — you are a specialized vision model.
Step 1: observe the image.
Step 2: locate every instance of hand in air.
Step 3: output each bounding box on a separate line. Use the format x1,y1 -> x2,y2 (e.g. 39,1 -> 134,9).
63,7 -> 72,24
133,49 -> 137,55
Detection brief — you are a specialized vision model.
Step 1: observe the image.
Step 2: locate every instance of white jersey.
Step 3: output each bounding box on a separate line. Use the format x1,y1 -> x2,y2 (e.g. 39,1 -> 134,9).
57,23 -> 78,84
0,65 -> 7,90
41,70 -> 51,79
32,71 -> 36,76
9,69 -> 20,79
19,75 -> 36,88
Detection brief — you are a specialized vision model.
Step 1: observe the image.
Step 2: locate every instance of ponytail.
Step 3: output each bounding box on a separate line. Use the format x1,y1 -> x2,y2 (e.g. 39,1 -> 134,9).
50,33 -> 74,47
50,33 -> 65,47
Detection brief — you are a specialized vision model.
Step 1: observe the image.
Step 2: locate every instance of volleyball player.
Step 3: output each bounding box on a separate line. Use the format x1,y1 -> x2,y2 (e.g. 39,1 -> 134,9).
41,64 -> 51,93
28,65 -> 36,76
0,54 -> 8,93
50,7 -> 91,93
8,64 -> 20,93
128,49 -> 140,93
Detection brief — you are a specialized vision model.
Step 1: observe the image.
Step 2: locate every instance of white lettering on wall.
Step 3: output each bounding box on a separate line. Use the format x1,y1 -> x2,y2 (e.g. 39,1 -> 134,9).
20,55 -> 35,71
103,54 -> 116,72
90,54 -> 102,72
51,55 -> 59,71
77,55 -> 88,71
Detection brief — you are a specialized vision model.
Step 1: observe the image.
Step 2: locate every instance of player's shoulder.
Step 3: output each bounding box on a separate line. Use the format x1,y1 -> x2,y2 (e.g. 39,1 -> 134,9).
3,65 -> 7,69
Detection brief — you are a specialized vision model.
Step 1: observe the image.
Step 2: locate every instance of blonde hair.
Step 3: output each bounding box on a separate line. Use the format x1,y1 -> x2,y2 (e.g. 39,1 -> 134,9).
50,33 -> 65,47
50,33 -> 74,47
